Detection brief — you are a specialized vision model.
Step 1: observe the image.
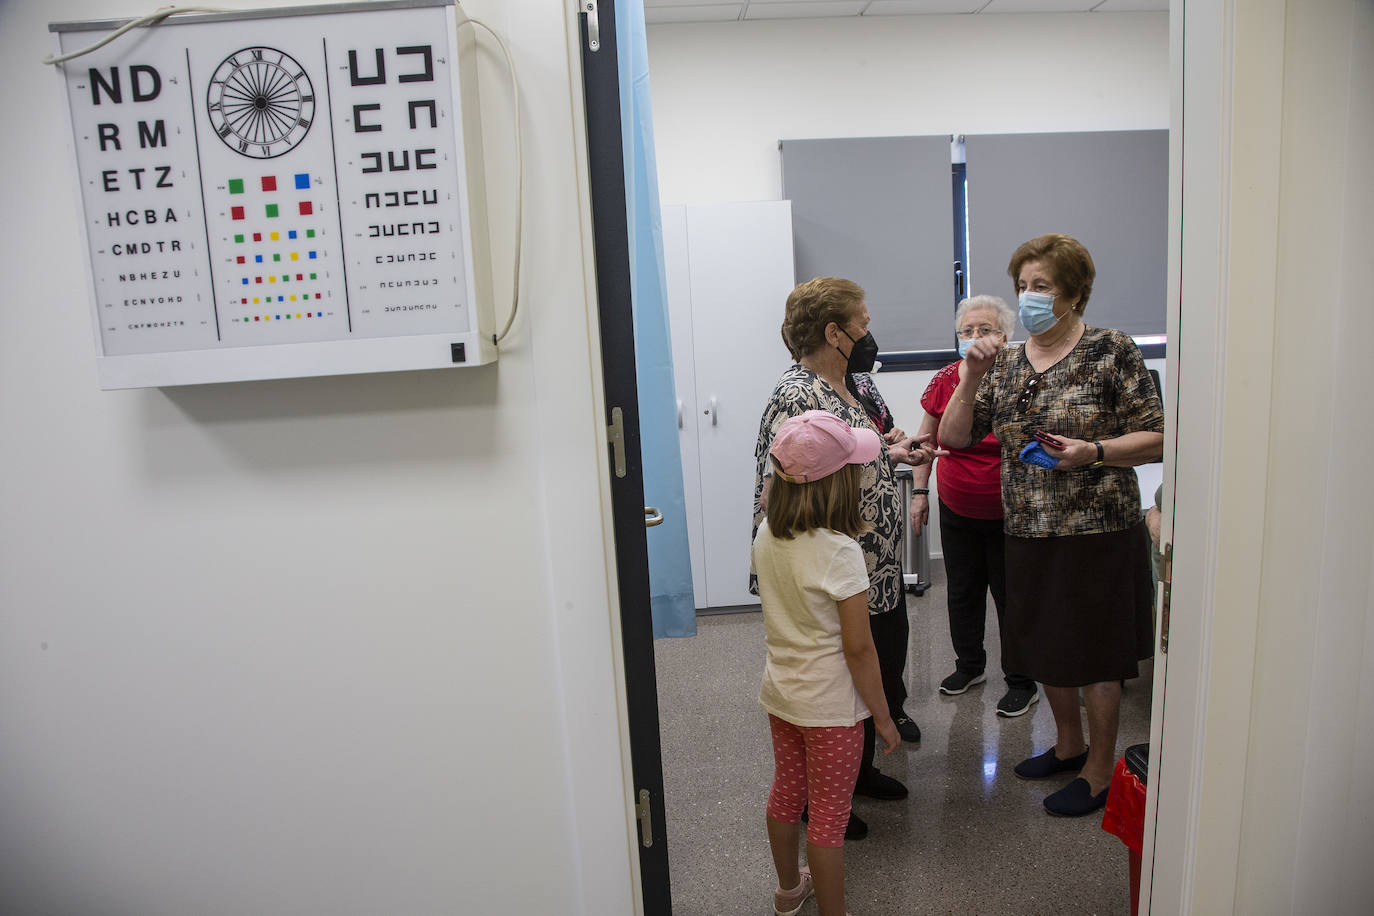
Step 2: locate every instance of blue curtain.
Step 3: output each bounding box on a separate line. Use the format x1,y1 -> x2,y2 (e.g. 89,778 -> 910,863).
615,0 -> 696,638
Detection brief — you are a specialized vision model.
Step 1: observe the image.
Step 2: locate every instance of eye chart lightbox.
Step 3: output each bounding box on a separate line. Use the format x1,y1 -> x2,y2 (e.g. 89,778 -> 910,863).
51,0 -> 495,389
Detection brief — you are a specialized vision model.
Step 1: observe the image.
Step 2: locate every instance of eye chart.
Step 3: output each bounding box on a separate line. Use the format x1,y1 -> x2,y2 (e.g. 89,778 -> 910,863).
51,0 -> 494,389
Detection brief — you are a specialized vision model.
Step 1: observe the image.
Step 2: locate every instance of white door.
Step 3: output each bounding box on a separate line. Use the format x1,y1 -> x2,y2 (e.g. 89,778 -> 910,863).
683,201 -> 796,608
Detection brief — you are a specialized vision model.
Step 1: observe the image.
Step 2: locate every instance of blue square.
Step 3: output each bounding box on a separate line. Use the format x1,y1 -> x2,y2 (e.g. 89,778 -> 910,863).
278,297 -> 284,302
241,278 -> 248,285
308,251 -> 317,259
275,314 -> 281,319
294,173 -> 310,189
255,255 -> 263,263
288,230 -> 298,239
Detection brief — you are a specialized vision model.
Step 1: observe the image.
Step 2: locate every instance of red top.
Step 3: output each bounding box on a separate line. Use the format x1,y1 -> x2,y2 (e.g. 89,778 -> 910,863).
921,360 -> 1003,520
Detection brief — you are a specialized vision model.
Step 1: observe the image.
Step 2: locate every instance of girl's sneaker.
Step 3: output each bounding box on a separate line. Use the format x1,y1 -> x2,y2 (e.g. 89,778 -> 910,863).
774,866 -> 813,916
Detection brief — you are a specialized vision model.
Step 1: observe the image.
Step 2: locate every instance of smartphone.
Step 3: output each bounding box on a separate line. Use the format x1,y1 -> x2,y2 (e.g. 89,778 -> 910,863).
1034,429 -> 1065,450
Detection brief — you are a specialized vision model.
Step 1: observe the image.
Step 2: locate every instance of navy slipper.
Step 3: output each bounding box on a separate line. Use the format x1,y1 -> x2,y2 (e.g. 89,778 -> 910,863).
1043,777 -> 1109,817
1014,746 -> 1090,779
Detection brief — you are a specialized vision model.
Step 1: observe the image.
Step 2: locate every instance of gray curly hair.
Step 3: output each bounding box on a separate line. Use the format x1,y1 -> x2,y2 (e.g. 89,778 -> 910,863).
954,295 -> 1016,339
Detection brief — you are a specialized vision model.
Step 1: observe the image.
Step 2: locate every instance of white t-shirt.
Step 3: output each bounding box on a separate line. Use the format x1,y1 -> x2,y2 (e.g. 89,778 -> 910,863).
752,523 -> 872,728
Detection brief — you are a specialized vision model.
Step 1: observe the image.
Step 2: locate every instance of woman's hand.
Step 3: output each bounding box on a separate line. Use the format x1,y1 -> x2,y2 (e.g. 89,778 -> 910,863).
1039,434 -> 1098,469
890,434 -> 948,467
875,714 -> 902,755
884,426 -> 907,445
963,335 -> 1003,377
910,492 -> 929,529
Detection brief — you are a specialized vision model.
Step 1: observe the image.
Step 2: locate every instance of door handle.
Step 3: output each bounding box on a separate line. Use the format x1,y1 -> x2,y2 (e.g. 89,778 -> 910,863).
644,506 -> 664,528
677,398 -> 683,429
703,397 -> 717,426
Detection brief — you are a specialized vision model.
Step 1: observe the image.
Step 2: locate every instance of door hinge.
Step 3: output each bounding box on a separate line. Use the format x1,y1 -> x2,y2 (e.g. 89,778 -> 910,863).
1159,542 -> 1172,654
635,788 -> 653,848
579,0 -> 600,52
608,406 -> 626,478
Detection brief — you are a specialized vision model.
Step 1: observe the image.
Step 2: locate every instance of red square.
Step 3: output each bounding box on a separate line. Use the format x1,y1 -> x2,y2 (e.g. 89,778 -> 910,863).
255,277 -> 263,284
261,176 -> 277,192
237,256 -> 246,264
254,316 -> 260,321
231,206 -> 245,220
241,298 -> 248,304
253,233 -> 262,242
296,274 -> 303,280
299,201 -> 313,216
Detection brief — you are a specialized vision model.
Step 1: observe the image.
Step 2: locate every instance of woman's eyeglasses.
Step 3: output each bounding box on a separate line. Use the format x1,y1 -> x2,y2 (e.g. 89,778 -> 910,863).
956,325 -> 1001,339
1016,372 -> 1046,413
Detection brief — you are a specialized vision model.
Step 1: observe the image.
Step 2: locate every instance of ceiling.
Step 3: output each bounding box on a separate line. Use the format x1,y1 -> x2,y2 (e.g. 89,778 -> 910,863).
644,0 -> 1166,26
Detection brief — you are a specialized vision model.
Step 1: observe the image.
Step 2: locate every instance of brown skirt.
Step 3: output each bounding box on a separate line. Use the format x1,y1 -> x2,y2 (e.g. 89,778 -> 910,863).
1003,523 -> 1155,688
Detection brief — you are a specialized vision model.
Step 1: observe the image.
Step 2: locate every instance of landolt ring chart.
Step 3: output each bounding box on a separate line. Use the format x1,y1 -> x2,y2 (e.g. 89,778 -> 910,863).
51,0 -> 494,389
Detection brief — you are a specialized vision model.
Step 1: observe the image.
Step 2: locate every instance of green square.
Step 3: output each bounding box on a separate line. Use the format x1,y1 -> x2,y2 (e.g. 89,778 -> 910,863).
234,233 -> 245,243
281,275 -> 289,282
271,253 -> 279,262
306,229 -> 315,238
309,273 -> 317,280
228,178 -> 244,194
265,203 -> 279,218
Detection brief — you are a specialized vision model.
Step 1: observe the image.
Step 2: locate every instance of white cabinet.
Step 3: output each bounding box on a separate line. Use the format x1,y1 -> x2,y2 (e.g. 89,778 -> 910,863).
662,202 -> 796,609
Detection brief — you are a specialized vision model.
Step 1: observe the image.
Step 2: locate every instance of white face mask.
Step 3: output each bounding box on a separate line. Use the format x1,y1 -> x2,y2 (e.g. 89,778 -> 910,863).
1018,291 -> 1059,334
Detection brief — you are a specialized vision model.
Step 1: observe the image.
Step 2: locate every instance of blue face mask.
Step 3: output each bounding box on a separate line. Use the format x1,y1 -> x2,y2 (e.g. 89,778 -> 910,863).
1018,291 -> 1060,334
957,337 -> 974,358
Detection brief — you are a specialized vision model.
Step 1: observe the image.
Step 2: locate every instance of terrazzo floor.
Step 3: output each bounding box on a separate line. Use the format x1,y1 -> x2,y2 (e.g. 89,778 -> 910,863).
653,566 -> 1153,916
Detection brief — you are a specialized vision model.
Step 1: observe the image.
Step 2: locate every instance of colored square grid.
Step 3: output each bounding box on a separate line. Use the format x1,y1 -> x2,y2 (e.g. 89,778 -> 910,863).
261,176 -> 277,192
228,178 -> 244,194
294,173 -> 310,189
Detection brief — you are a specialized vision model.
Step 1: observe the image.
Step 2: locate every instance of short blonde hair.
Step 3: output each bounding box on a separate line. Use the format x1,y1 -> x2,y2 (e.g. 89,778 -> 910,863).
766,460 -> 870,540
780,277 -> 865,361
1007,234 -> 1096,314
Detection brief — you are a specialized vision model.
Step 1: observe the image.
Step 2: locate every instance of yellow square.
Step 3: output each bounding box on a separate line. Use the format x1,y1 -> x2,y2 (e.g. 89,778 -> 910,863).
253,297 -> 260,304
268,276 -> 276,283
295,313 -> 301,319
290,252 -> 299,261
270,232 -> 279,241
265,315 -> 271,321
290,295 -> 297,302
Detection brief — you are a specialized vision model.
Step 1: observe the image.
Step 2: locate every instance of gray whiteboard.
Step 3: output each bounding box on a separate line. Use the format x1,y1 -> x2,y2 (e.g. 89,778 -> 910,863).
965,130 -> 1168,338
781,136 -> 955,353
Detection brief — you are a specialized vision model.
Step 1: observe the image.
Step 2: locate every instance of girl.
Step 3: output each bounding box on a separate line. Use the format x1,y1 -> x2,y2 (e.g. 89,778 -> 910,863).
753,410 -> 902,916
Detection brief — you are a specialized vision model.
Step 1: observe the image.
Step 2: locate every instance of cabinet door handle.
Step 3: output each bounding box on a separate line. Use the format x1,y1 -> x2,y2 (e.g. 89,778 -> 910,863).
703,397 -> 717,426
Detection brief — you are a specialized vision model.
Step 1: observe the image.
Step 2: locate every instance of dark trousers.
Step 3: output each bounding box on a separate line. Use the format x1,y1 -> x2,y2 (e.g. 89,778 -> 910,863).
859,592 -> 910,780
938,499 -> 1034,690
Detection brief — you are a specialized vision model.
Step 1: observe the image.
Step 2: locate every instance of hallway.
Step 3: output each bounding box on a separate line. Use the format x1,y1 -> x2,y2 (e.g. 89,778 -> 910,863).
655,567 -> 1151,915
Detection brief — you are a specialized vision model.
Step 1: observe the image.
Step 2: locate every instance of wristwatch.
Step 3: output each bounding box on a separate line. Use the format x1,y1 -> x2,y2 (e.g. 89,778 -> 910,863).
913,488 -> 929,495
1092,441 -> 1105,466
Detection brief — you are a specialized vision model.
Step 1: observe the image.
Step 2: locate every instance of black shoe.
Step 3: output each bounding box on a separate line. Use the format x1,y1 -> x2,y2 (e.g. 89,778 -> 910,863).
854,768 -> 908,800
800,806 -> 869,840
995,686 -> 1040,718
939,670 -> 987,695
1043,777 -> 1109,817
891,709 -> 921,743
1013,746 -> 1090,780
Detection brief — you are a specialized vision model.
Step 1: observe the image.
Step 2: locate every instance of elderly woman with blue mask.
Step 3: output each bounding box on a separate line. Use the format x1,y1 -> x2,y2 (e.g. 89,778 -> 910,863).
938,234 -> 1164,818
911,295 -> 1038,718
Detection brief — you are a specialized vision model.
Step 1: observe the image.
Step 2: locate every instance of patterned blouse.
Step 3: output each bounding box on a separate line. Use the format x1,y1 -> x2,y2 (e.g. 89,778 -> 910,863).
752,365 -> 905,615
967,327 -> 1164,539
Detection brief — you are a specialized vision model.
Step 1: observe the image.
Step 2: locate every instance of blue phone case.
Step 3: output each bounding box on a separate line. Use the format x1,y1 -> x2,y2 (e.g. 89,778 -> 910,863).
1019,440 -> 1061,469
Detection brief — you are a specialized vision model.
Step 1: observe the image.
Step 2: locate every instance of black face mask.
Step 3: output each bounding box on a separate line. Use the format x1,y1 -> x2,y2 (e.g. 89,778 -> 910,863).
838,326 -> 879,375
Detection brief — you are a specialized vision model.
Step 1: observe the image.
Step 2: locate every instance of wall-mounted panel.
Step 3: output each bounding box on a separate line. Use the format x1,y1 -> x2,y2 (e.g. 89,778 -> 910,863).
51,0 -> 494,388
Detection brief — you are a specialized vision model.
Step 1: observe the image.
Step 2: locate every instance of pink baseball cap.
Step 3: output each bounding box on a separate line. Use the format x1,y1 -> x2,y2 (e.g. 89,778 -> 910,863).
770,410 -> 882,483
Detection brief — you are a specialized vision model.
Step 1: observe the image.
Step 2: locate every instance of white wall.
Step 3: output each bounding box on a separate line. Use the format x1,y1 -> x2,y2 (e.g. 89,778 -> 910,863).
647,13 -> 1169,205
0,2 -> 637,914
646,12 -> 1168,557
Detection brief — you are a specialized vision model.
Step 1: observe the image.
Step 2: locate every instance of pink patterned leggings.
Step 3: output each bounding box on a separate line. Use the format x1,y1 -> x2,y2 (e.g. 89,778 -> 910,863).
765,714 -> 865,848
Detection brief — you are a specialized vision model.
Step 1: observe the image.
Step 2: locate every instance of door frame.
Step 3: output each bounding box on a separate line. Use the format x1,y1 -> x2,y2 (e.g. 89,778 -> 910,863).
577,1 -> 673,911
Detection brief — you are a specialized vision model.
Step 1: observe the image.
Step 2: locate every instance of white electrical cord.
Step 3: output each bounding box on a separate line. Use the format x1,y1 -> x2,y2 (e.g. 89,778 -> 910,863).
42,6 -> 229,66
43,5 -> 523,349
459,16 -> 523,348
